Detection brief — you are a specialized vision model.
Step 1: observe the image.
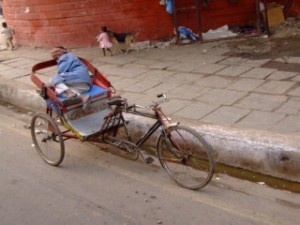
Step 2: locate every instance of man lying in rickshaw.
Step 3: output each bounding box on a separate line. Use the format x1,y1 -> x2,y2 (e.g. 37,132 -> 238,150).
50,46 -> 92,110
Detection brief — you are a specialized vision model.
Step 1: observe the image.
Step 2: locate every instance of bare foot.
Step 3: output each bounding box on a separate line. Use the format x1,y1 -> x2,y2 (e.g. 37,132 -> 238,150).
65,90 -> 78,99
81,95 -> 92,110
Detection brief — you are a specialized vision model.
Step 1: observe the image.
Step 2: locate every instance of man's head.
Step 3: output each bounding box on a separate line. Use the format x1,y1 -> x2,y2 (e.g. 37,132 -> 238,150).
2,22 -> 7,28
51,46 -> 67,59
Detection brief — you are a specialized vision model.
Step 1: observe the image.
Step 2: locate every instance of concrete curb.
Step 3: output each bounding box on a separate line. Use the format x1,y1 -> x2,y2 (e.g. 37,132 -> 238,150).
0,77 -> 46,110
126,114 -> 300,183
1,79 -> 300,183
195,124 -> 300,183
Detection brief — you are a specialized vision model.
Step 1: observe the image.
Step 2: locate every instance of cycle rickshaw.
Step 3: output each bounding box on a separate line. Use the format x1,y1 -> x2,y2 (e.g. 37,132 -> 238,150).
30,57 -> 215,190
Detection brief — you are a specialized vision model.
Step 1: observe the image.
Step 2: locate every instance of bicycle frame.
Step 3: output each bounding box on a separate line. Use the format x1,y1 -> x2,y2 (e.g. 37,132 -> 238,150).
127,106 -> 196,161
101,101 -> 178,152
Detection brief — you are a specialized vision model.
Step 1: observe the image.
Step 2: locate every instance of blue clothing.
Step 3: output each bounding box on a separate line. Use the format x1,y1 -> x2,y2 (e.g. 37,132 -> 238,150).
51,53 -> 92,87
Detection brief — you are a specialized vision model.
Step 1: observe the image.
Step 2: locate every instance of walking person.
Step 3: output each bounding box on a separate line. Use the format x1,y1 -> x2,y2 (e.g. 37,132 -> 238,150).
96,26 -> 113,56
1,22 -> 14,50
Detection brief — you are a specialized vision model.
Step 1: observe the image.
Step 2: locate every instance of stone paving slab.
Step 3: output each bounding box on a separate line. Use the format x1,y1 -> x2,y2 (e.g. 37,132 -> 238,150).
218,57 -> 248,66
166,61 -> 201,73
192,63 -> 228,74
266,71 -> 298,80
235,111 -> 286,130
122,79 -> 161,93
271,115 -> 300,133
147,60 -> 178,70
168,84 -> 210,99
194,54 -> 227,64
92,56 -> 136,65
1,57 -> 38,67
0,67 -> 29,79
202,46 -> 230,55
254,80 -> 296,94
15,75 -> 35,86
169,72 -> 204,83
275,98 -> 300,115
240,67 -> 277,79
166,55 -> 226,73
287,86 -> 300,97
198,89 -> 247,105
243,58 -> 271,67
291,75 -> 300,82
234,93 -> 287,111
0,64 -> 13,72
101,66 -> 148,78
159,98 -> 192,115
109,77 -> 141,90
196,75 -> 232,88
144,81 -> 181,95
216,65 -> 252,77
175,101 -> 219,120
201,106 -> 251,126
226,78 -> 265,92
274,56 -> 300,64
121,63 -> 148,71
135,70 -> 176,82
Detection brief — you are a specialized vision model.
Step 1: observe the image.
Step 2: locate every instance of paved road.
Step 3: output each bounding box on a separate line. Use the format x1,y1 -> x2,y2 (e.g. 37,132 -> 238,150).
0,104 -> 299,225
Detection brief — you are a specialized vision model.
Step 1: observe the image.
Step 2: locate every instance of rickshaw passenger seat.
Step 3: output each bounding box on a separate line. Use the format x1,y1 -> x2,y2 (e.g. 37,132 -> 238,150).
57,84 -> 109,108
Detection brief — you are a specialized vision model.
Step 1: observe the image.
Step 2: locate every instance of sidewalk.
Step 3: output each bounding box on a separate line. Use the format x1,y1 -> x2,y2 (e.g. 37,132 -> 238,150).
0,42 -> 300,184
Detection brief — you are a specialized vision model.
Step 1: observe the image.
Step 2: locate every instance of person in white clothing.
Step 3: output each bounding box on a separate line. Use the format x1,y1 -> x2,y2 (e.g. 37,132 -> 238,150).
1,22 -> 14,50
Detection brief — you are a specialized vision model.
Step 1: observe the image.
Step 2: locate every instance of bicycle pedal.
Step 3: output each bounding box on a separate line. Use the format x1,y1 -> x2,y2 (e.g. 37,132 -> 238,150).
145,157 -> 154,164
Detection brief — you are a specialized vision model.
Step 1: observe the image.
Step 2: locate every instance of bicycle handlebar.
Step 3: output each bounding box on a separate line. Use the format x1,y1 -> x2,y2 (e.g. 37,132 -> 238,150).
127,93 -> 168,111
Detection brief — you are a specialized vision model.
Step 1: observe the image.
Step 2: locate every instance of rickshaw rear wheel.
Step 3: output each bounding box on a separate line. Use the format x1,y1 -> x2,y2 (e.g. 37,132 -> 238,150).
31,113 -> 65,166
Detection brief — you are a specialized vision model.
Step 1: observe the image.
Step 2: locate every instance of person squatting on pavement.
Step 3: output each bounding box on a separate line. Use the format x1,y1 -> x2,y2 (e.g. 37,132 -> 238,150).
50,47 -> 92,110
1,22 -> 15,50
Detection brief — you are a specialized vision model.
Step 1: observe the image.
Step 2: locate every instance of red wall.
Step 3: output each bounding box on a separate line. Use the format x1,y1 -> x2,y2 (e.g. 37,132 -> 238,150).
286,0 -> 300,16
2,0 -> 174,47
201,0 -> 258,31
2,0 -> 300,47
265,0 -> 300,16
173,0 -> 258,33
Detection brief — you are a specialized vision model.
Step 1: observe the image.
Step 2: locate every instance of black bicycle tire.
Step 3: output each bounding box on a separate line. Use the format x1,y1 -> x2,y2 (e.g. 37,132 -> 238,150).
157,125 -> 214,190
31,113 -> 65,166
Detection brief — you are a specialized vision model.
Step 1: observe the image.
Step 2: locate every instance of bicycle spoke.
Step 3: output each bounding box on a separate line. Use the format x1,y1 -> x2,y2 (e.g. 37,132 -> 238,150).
31,113 -> 65,166
157,125 -> 214,190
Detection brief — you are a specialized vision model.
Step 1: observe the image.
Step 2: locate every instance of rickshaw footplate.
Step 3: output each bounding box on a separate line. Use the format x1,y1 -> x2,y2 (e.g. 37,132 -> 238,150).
64,99 -> 111,138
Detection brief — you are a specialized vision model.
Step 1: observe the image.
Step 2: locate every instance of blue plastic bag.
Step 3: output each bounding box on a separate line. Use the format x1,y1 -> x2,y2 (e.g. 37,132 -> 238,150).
166,0 -> 173,14
178,26 -> 199,41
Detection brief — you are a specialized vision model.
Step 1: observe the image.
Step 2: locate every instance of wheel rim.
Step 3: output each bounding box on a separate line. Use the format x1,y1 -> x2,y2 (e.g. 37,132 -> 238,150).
31,113 -> 64,166
158,126 -> 214,189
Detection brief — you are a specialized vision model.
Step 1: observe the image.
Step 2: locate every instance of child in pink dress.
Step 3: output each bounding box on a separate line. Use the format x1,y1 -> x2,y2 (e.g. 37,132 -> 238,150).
96,26 -> 113,56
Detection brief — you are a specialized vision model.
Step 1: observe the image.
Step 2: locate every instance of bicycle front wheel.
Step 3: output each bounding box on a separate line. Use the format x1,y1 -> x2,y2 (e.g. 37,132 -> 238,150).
31,113 -> 65,166
157,125 -> 214,190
